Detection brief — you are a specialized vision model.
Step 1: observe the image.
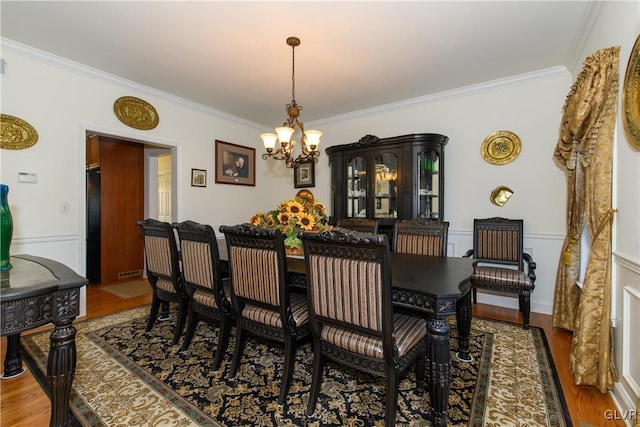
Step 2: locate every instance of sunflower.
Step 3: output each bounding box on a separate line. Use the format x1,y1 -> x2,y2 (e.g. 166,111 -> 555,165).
296,212 -> 316,231
277,211 -> 292,226
286,200 -> 304,215
249,212 -> 263,226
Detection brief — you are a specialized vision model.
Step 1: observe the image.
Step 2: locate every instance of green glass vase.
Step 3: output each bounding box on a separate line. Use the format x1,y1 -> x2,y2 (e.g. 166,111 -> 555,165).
1,184 -> 13,271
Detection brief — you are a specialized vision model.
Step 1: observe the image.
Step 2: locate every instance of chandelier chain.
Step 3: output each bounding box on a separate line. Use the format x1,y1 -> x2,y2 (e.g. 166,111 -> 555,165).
291,42 -> 296,104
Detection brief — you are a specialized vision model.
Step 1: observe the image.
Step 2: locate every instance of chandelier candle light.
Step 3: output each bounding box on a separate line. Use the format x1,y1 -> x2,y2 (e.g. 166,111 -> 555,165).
261,37 -> 322,168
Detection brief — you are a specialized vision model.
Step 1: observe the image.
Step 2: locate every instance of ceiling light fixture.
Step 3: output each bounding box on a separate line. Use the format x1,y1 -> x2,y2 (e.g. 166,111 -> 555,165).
261,36 -> 322,169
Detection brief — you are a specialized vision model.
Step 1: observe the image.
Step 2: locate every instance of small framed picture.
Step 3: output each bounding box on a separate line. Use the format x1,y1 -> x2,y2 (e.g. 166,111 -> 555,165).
215,140 -> 256,186
294,161 -> 315,188
191,169 -> 207,187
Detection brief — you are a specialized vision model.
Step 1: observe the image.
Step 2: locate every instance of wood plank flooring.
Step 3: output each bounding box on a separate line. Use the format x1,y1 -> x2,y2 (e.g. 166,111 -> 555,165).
0,283 -> 625,426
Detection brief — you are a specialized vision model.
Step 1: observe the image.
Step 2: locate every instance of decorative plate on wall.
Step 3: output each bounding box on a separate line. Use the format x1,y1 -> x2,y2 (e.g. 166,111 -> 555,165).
622,34 -> 640,150
481,130 -> 521,165
0,114 -> 39,150
490,186 -> 514,207
113,96 -> 159,130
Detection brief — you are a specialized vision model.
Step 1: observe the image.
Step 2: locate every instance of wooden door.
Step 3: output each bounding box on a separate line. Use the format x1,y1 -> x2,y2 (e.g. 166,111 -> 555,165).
99,137 -> 145,283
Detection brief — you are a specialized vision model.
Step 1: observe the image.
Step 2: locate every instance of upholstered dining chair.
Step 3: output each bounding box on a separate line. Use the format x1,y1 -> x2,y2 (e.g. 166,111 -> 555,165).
336,217 -> 379,234
219,223 -> 311,405
299,228 -> 427,427
136,218 -> 188,345
173,220 -> 233,370
393,219 -> 449,256
465,217 -> 536,329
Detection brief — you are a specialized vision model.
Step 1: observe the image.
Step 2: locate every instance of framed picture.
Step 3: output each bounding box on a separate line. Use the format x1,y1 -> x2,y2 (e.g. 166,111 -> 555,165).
294,161 -> 315,188
215,140 -> 256,186
191,169 -> 206,187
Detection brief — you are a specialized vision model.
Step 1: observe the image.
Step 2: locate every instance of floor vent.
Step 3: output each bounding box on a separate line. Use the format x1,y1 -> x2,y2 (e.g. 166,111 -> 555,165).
117,269 -> 142,279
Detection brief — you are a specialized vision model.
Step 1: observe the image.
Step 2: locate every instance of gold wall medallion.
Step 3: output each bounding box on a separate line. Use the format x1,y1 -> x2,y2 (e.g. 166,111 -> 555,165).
490,186 -> 514,207
0,114 -> 39,150
113,96 -> 159,130
481,130 -> 521,165
622,34 -> 640,150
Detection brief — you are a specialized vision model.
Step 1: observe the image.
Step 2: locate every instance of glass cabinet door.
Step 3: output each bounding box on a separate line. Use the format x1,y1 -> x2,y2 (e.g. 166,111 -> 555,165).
373,152 -> 398,219
418,151 -> 439,219
347,156 -> 367,218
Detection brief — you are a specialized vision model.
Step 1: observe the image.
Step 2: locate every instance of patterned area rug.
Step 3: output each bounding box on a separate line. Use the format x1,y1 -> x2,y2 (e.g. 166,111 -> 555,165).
21,306 -> 571,426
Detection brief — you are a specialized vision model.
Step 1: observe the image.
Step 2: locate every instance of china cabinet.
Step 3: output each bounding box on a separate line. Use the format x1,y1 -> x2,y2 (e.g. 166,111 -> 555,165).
326,133 -> 448,238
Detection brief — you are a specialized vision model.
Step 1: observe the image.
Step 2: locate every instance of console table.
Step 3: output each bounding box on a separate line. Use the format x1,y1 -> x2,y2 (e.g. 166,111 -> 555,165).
1,255 -> 87,427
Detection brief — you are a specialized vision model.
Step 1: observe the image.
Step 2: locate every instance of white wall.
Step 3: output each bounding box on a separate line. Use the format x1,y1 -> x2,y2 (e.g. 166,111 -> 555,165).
569,1 -> 640,420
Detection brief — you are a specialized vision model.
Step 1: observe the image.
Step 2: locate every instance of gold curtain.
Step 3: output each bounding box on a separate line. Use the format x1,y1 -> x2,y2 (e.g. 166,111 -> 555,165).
635,397 -> 640,427
552,46 -> 620,392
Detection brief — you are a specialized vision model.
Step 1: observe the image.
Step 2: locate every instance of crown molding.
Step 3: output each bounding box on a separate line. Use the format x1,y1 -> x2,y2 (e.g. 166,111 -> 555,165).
2,37 -> 572,131
1,37 -> 265,131
307,66 -> 571,127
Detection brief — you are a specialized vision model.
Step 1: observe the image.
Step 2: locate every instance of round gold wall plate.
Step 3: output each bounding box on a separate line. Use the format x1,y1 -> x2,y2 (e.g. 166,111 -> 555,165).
622,34 -> 640,150
113,96 -> 159,130
0,114 -> 39,150
481,130 -> 521,165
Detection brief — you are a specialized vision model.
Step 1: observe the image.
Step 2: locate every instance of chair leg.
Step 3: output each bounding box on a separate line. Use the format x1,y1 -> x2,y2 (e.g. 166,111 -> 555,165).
180,309 -> 199,351
520,291 -> 531,330
385,367 -> 400,427
472,287 -> 477,304
306,337 -> 324,416
416,343 -> 426,393
279,335 -> 296,405
172,299 -> 188,345
213,314 -> 232,371
229,319 -> 245,379
146,295 -> 161,332
158,301 -> 171,321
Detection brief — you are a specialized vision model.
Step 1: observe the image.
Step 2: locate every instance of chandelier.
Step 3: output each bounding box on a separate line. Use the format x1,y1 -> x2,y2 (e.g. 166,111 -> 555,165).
261,36 -> 322,169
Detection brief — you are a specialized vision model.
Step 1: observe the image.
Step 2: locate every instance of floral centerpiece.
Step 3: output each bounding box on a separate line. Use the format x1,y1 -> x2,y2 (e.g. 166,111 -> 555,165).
249,191 -> 329,254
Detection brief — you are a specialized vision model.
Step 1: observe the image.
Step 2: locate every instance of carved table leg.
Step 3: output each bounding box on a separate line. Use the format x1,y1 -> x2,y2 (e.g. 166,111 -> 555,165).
1,333 -> 26,379
455,289 -> 473,362
426,316 -> 451,427
47,319 -> 77,427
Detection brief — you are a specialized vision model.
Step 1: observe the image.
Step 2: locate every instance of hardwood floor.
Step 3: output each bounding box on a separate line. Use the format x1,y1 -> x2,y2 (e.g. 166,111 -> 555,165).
1,283 -> 625,427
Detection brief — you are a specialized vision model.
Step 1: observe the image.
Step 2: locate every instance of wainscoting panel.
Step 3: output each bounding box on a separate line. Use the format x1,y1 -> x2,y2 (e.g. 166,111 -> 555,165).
612,252 -> 640,421
9,234 -> 86,316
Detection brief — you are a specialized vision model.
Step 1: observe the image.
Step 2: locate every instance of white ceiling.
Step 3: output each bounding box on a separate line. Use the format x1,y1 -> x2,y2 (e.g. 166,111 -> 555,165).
1,1 -> 595,128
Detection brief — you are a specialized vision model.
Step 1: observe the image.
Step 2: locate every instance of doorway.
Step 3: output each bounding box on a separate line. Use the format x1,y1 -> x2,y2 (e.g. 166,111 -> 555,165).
85,132 -> 173,285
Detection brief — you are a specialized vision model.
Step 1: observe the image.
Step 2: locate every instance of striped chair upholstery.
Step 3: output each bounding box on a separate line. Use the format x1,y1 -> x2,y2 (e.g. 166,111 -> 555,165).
393,219 -> 449,256
300,228 -> 426,427
174,221 -> 233,369
137,218 -> 188,345
220,223 -> 310,405
336,218 -> 379,234
465,217 -> 536,329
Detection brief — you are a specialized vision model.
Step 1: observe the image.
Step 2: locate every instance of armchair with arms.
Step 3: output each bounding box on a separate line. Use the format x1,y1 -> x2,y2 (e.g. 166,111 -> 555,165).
465,217 -> 536,328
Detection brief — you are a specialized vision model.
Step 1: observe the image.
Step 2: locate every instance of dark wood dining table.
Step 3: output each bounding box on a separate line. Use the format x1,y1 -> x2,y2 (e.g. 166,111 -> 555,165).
218,239 -> 473,427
